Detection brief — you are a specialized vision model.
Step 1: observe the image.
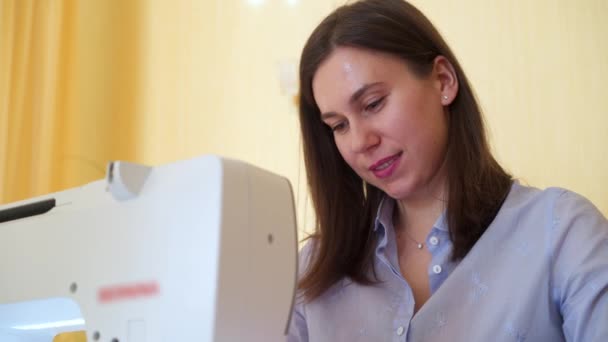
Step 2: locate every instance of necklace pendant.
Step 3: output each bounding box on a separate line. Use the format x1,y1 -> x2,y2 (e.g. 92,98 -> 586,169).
417,243 -> 423,249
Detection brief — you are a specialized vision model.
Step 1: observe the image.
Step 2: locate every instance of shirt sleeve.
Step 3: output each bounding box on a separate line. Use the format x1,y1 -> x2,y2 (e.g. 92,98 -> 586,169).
551,190 -> 608,342
286,240 -> 315,342
286,299 -> 309,342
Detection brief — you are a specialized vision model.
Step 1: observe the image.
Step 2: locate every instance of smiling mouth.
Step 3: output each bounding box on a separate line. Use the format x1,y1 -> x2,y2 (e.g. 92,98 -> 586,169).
369,152 -> 403,171
375,159 -> 395,171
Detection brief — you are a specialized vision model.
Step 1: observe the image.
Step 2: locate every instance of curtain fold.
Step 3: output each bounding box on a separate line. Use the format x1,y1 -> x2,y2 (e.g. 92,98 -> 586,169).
0,0 -> 76,203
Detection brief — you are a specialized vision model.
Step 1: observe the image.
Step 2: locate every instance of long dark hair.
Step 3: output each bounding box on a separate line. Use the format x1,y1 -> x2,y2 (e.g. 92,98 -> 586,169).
298,0 -> 512,301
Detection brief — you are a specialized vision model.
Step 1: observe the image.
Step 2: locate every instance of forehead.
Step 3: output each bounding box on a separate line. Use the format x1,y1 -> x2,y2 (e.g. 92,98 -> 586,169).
312,47 -> 410,109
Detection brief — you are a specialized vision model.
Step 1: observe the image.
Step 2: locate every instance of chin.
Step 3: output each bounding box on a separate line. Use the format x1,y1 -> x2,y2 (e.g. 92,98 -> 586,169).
379,185 -> 411,200
378,179 -> 421,201
384,190 -> 411,201
366,175 -> 423,200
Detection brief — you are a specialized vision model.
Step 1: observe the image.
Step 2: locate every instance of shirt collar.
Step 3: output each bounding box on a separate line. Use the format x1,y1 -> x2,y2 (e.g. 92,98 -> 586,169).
373,196 -> 394,254
374,195 -> 394,233
434,210 -> 448,232
373,195 -> 449,233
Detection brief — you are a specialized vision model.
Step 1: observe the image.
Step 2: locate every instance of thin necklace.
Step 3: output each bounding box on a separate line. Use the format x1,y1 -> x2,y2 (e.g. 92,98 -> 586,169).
400,230 -> 424,250
395,214 -> 425,250
397,228 -> 424,249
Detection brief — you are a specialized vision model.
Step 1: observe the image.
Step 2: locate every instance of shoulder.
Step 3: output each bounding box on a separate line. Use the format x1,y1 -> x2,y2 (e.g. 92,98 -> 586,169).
513,182 -> 608,235
537,189 -> 608,339
507,183 -> 608,275
500,181 -> 561,211
551,188 -> 606,225
296,238 -> 350,300
548,187 -> 608,250
491,182 -> 607,251
501,182 -> 606,224
297,238 -> 319,279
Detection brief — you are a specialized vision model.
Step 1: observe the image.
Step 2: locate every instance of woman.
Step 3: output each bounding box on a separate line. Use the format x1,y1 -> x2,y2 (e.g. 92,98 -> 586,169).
288,0 -> 608,341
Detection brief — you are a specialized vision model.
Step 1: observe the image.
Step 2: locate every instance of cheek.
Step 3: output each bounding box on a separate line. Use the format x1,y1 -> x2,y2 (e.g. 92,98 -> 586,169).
334,139 -> 351,163
335,139 -> 360,170
418,116 -> 449,164
400,95 -> 446,139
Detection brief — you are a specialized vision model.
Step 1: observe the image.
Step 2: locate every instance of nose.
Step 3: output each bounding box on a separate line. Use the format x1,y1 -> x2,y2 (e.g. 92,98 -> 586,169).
350,121 -> 379,153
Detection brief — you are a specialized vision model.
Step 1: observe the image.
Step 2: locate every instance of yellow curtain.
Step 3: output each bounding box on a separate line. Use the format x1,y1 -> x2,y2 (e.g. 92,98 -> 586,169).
0,0 -> 75,203
0,0 -> 143,204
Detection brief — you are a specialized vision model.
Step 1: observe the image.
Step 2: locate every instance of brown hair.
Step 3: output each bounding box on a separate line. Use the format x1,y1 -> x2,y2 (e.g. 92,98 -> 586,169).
298,0 -> 512,301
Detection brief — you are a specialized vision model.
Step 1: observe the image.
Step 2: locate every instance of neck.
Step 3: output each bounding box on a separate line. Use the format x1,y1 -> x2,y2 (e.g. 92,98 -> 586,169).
392,150 -> 449,239
393,178 -> 447,241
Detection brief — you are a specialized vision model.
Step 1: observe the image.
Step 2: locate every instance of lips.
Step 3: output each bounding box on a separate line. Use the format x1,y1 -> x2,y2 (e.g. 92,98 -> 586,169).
369,152 -> 402,179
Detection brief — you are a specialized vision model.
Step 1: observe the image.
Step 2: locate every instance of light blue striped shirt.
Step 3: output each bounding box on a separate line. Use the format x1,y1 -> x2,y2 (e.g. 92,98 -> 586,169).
287,182 -> 608,341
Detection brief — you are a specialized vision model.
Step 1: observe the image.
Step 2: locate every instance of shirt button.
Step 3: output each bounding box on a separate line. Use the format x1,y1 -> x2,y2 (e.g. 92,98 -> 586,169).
396,326 -> 405,336
429,236 -> 439,246
432,265 -> 442,274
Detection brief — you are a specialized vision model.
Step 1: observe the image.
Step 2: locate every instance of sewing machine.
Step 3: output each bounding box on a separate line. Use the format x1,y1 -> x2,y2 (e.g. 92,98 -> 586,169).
0,155 -> 298,342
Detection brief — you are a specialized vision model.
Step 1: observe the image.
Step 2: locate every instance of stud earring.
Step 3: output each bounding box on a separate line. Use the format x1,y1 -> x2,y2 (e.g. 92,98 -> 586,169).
442,95 -> 449,101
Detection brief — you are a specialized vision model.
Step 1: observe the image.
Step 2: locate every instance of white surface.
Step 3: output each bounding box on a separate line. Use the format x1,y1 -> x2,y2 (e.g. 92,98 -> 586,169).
0,155 -> 297,341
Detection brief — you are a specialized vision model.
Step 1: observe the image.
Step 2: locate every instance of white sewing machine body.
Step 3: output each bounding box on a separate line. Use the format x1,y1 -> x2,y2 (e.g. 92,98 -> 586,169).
0,155 -> 298,342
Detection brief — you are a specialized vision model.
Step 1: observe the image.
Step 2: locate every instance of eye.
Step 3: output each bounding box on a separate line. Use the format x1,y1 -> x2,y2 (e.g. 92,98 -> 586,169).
330,121 -> 348,133
364,96 -> 385,113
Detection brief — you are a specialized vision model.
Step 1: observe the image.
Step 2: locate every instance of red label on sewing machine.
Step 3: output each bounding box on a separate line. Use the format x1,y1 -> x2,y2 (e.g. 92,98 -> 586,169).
98,281 -> 159,303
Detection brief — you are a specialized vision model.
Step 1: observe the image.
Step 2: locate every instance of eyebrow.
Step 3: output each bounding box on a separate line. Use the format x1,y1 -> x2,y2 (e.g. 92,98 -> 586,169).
320,82 -> 383,120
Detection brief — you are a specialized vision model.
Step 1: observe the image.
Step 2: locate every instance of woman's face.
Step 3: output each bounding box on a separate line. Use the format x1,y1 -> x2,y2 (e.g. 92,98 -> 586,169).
312,46 -> 456,202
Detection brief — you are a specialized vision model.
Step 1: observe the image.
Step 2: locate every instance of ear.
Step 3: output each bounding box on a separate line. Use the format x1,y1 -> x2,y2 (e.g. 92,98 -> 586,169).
433,55 -> 459,106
